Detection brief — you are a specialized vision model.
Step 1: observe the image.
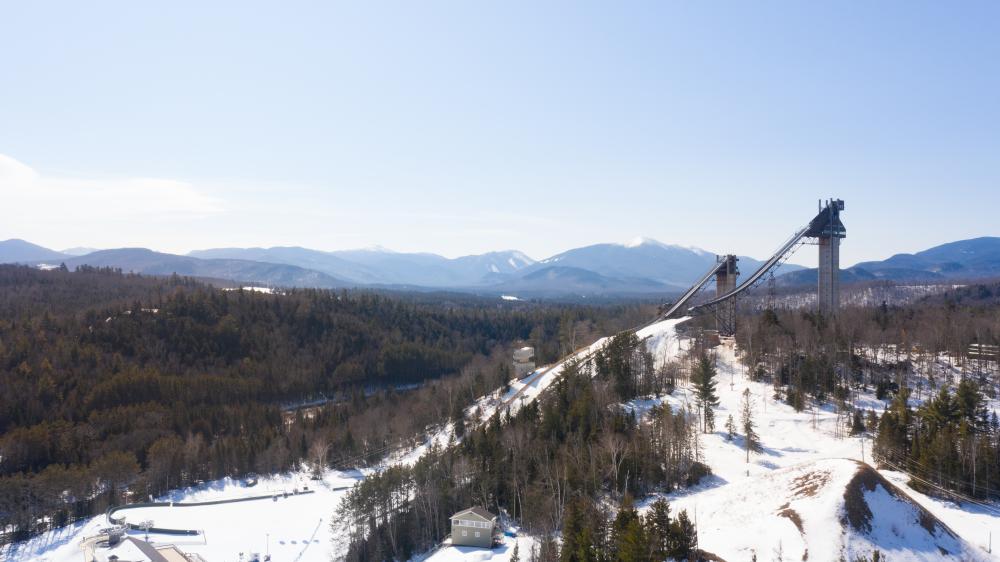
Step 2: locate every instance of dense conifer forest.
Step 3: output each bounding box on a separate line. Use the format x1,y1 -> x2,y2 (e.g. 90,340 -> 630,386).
0,265 -> 644,544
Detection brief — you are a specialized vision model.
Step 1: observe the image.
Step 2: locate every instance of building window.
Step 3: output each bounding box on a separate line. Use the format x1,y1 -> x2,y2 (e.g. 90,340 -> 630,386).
462,530 -> 467,537
475,532 -> 480,538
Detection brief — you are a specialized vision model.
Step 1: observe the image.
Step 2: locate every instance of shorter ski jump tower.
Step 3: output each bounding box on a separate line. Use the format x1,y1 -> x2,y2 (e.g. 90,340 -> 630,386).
714,254 -> 739,336
659,198 -> 847,332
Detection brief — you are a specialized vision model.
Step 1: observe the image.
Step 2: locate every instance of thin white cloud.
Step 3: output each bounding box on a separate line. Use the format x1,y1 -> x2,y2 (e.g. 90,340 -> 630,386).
0,154 -> 222,219
0,154 -> 223,248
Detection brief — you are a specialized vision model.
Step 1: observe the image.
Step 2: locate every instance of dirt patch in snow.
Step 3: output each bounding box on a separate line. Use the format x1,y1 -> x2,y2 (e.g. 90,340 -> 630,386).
776,503 -> 804,534
790,469 -> 832,498
776,503 -> 807,560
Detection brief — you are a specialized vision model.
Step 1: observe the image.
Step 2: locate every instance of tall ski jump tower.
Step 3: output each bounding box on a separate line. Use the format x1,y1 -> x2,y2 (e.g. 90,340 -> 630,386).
805,199 -> 846,316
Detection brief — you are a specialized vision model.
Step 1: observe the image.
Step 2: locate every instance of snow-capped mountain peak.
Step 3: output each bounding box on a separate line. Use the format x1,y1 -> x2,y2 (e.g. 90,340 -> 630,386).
623,236 -> 712,256
624,236 -> 663,248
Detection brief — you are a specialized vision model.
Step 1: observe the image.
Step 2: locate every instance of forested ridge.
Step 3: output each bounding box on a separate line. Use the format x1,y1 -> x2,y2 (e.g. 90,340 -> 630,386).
0,265 -> 643,544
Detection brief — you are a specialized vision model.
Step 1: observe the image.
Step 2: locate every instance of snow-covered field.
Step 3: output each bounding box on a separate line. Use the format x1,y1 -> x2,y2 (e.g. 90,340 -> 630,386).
4,471 -> 362,562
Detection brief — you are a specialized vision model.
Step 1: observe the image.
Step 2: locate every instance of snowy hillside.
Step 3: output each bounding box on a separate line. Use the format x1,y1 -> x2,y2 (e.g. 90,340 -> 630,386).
629,330 -> 997,561
661,458 -> 984,561
418,317 -> 1000,561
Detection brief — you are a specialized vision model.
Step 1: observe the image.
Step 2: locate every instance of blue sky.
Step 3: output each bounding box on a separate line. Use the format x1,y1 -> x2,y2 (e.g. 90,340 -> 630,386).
1,1 -> 998,266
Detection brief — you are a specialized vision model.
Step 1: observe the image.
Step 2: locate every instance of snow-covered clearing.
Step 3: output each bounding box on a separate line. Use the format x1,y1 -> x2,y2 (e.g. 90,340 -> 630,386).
419,535 -> 537,562
223,286 -> 278,294
4,471 -> 363,562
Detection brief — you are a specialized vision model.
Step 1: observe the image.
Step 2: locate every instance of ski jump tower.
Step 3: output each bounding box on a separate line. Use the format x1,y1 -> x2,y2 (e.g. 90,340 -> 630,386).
714,254 -> 739,336
805,199 -> 846,316
660,198 -> 847,329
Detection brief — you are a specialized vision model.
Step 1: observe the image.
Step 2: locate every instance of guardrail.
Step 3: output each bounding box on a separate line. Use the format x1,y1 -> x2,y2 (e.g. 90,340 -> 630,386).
106,489 -> 318,535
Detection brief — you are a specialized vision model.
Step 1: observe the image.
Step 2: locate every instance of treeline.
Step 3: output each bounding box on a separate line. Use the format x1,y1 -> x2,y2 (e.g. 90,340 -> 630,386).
337,332 -> 709,560
730,280 -> 1000,500
0,265 -> 643,544
873,381 -> 1000,500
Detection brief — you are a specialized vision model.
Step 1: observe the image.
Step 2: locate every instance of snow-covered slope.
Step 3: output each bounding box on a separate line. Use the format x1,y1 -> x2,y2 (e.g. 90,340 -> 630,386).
634,332 -> 999,561
664,458 -> 984,561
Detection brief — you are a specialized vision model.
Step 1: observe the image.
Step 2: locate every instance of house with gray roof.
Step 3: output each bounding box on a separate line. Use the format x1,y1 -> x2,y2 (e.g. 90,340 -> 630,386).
450,506 -> 498,548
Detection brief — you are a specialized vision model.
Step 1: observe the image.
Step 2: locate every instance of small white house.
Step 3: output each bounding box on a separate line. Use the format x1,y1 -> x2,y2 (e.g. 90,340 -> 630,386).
513,346 -> 535,379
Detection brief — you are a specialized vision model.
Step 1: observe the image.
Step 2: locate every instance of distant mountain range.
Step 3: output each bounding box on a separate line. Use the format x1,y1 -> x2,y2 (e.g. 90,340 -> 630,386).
3,236 -> 1000,297
189,246 -> 535,287
778,237 -> 1000,287
0,239 -> 68,263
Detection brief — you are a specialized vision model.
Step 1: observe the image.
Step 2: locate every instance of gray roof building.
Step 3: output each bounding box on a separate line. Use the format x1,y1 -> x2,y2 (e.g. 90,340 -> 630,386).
450,507 -> 498,549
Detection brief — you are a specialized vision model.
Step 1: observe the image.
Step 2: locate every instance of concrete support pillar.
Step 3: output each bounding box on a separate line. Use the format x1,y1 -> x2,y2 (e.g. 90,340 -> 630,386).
818,236 -> 840,316
715,270 -> 737,297
715,255 -> 739,336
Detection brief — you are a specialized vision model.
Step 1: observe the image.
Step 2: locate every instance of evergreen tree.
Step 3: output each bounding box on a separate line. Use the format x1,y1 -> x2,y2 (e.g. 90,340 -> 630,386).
741,388 -> 763,463
725,414 -> 736,441
510,542 -> 520,562
850,409 -> 865,435
561,497 -> 602,562
692,354 -> 720,433
611,494 -> 638,534
666,509 -> 696,560
954,378 -> 983,425
611,494 -> 644,562
923,386 -> 959,432
645,498 -> 672,560
866,410 -> 879,433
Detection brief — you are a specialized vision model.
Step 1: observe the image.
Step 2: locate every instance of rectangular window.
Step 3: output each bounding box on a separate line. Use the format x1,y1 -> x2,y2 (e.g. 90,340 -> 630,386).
475,531 -> 480,538
462,530 -> 467,537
